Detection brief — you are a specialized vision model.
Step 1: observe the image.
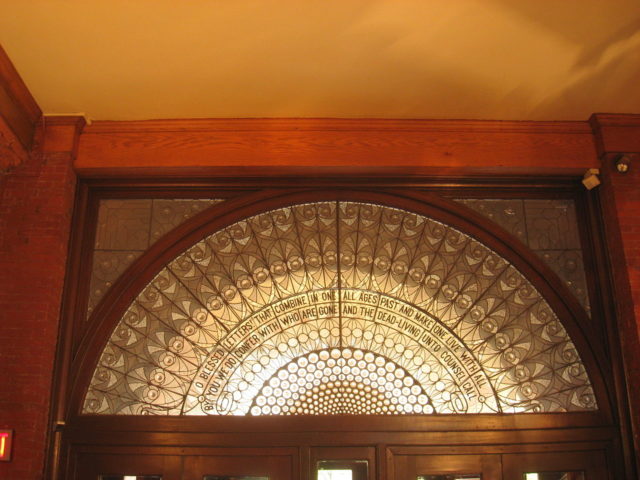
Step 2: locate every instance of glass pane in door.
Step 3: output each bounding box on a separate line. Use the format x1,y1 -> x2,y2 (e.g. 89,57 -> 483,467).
524,474 -> 585,480
317,459 -> 368,480
100,476 -> 162,480
417,476 -> 481,480
318,470 -> 353,480
503,451 -> 604,480
203,477 -> 269,480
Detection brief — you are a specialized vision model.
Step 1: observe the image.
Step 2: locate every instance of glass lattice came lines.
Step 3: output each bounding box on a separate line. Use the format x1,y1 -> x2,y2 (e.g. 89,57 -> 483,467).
84,202 -> 597,415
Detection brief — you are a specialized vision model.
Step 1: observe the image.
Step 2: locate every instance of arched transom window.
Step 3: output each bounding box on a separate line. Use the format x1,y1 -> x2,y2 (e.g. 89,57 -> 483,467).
84,201 -> 597,416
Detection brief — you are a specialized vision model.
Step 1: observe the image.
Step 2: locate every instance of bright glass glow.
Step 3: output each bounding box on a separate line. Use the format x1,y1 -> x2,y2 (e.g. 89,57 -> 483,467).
123,477 -> 136,480
525,474 -> 539,480
318,470 -> 352,480
85,201 -> 597,417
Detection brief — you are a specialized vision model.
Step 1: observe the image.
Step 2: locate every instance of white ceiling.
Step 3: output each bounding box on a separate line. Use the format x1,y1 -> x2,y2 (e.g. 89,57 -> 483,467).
1,0 -> 639,121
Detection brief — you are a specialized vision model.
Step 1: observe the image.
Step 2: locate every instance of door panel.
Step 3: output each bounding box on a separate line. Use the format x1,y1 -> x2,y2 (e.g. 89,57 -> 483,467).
502,451 -> 608,480
72,446 -> 611,480
183,449 -> 295,480
75,453 -> 182,480
392,453 -> 501,480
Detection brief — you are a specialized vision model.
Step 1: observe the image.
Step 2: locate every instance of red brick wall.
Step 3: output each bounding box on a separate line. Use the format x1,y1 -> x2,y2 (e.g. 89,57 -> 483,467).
0,144 -> 76,479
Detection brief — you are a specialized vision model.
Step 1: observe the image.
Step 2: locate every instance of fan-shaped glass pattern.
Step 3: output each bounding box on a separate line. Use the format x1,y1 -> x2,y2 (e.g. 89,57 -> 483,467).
250,348 -> 433,415
83,201 -> 597,415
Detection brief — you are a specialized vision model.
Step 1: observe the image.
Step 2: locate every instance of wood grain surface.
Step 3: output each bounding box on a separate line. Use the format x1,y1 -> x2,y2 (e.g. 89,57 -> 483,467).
75,118 -> 599,176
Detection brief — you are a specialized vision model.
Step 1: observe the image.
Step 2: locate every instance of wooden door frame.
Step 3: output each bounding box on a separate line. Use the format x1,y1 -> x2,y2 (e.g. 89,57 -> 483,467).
50,174 -> 635,479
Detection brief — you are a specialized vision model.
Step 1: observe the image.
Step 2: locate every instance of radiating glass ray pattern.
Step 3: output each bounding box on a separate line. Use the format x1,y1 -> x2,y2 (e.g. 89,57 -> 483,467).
83,202 -> 597,415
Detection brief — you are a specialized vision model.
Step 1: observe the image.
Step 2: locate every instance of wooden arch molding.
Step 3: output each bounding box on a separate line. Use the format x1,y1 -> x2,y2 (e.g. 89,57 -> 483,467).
67,188 -> 612,422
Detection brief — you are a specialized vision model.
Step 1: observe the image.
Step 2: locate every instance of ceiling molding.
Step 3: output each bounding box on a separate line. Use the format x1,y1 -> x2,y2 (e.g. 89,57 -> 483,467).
42,115 -> 86,155
84,118 -> 593,135
0,122 -> 27,173
75,117 -> 599,177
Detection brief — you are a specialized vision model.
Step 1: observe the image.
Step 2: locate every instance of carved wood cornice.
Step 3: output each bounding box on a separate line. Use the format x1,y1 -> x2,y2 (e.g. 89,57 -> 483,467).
590,113 -> 640,162
0,122 -> 27,173
0,44 -> 41,171
76,118 -> 599,176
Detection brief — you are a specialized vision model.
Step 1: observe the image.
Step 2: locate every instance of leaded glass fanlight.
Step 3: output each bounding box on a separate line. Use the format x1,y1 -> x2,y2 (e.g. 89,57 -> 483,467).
83,200 -> 597,416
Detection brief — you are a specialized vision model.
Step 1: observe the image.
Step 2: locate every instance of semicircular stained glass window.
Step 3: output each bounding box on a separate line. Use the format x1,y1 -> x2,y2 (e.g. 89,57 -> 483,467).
83,201 -> 597,415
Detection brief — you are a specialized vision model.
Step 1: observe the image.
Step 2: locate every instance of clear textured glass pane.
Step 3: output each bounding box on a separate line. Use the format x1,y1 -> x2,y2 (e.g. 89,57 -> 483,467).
202,475 -> 269,480
524,473 -> 585,480
318,459 -> 367,480
318,470 -> 353,480
88,199 -> 224,319
203,477 -> 268,480
85,201 -> 597,416
100,476 -> 162,480
454,198 -> 590,314
417,476 -> 481,480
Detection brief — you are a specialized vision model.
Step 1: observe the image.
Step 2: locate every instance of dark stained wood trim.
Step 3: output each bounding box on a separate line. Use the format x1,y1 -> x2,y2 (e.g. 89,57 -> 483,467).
574,186 -> 638,478
594,164 -> 640,476
63,441 -> 618,480
77,172 -> 584,191
64,426 -> 617,450
84,118 -> 593,134
61,427 -> 618,469
42,118 -> 87,480
54,173 -> 640,478
0,44 -> 41,169
69,411 -> 609,434
588,113 -> 640,476
387,442 -> 611,455
45,184 -> 90,480
42,115 -> 86,154
66,442 -> 613,456
75,118 -> 599,176
66,188 -> 612,421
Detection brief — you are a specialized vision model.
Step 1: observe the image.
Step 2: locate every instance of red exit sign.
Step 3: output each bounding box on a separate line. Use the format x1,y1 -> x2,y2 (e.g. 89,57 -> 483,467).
0,430 -> 12,461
